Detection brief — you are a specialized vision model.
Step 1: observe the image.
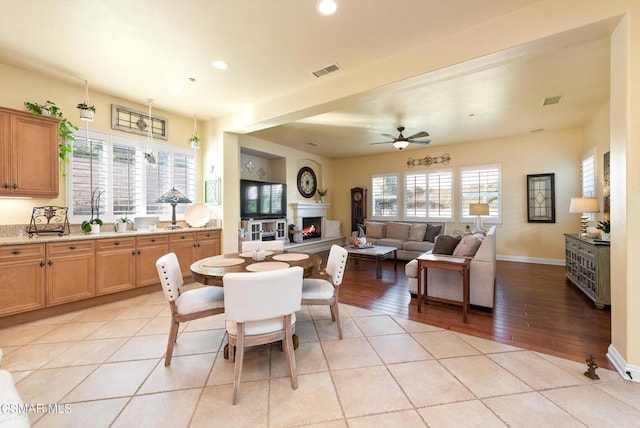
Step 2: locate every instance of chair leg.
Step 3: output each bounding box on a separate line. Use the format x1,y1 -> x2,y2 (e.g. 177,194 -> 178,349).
283,315 -> 298,390
164,318 -> 180,366
232,324 -> 245,405
332,302 -> 343,340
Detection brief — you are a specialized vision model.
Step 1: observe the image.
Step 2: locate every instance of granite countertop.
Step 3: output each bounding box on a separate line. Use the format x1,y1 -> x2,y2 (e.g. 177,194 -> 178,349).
0,227 -> 221,247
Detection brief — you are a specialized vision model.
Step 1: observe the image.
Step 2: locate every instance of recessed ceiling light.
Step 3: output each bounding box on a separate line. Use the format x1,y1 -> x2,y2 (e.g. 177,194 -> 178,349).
316,0 -> 338,15
169,86 -> 182,93
212,60 -> 228,70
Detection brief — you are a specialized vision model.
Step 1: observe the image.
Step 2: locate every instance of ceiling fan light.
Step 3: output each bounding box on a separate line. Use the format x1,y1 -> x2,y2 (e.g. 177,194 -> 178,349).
393,140 -> 409,150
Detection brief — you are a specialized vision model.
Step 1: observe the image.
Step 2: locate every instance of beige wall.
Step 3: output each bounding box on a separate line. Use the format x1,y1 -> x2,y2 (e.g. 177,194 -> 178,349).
0,62 -> 203,225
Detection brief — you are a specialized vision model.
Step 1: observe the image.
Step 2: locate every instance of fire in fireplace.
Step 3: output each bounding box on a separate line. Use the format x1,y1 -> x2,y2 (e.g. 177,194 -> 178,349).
302,217 -> 322,240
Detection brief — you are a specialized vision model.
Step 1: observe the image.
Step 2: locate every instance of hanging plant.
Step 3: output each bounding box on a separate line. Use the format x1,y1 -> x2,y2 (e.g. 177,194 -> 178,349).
24,100 -> 78,174
76,102 -> 96,121
189,135 -> 201,149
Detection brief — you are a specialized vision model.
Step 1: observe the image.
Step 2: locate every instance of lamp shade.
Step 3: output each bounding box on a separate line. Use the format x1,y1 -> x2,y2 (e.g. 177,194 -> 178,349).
156,187 -> 192,204
469,203 -> 490,216
569,197 -> 599,213
393,140 -> 409,150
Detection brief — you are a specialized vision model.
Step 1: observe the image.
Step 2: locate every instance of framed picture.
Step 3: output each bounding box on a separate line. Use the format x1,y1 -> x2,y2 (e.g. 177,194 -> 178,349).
205,178 -> 220,205
527,173 -> 555,223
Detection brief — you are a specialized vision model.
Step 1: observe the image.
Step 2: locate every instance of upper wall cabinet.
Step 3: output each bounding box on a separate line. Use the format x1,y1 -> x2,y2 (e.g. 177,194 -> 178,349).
0,107 -> 59,198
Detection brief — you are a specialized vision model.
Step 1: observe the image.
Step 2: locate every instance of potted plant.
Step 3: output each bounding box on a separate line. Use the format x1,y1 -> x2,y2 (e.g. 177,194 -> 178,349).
597,219 -> 610,241
188,135 -> 201,149
114,216 -> 132,233
317,188 -> 328,203
76,102 -> 96,121
24,100 -> 78,174
81,188 -> 104,233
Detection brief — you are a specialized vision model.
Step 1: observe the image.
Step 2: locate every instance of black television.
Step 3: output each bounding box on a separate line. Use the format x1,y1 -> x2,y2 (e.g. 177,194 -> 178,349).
240,179 -> 287,219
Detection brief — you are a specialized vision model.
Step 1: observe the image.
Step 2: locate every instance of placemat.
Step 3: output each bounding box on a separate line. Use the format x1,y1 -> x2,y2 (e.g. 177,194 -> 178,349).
272,253 -> 309,261
245,261 -> 289,272
239,251 -> 274,258
201,258 -> 245,267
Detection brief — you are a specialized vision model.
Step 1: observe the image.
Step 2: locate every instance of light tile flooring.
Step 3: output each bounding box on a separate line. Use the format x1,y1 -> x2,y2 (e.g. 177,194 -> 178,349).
2,288 -> 640,427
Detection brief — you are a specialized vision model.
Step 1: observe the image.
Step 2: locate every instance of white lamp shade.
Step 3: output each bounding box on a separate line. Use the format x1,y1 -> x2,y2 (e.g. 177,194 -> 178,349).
469,203 -> 490,216
569,197 -> 599,213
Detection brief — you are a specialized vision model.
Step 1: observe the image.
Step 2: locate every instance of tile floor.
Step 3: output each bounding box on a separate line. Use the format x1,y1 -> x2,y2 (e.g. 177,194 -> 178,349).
2,288 -> 640,427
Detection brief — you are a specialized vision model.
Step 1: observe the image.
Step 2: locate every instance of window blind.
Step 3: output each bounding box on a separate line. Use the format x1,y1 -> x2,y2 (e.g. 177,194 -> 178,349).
582,151 -> 596,220
460,164 -> 501,222
371,174 -> 398,218
404,169 -> 453,221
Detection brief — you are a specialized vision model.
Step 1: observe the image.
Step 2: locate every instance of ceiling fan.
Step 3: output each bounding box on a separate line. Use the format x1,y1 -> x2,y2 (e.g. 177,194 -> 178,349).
370,126 -> 431,150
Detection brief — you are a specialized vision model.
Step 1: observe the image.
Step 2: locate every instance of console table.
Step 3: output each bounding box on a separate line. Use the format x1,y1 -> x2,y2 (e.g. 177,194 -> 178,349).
564,234 -> 610,309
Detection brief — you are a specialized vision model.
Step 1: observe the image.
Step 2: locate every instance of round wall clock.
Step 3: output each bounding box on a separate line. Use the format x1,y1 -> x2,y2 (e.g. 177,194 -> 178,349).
297,166 -> 317,198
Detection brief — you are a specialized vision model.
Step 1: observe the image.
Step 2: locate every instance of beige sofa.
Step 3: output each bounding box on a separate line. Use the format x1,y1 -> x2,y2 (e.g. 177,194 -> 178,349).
353,220 -> 446,261
405,226 -> 497,309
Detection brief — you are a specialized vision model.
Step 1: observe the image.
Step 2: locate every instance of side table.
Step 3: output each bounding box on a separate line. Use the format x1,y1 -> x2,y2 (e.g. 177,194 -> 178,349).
416,254 -> 471,322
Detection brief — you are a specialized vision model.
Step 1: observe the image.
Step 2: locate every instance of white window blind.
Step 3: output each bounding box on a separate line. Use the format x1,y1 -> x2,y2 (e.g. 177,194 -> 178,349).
404,169 -> 453,221
460,164 -> 501,223
582,150 -> 596,220
68,129 -> 196,223
371,174 -> 399,219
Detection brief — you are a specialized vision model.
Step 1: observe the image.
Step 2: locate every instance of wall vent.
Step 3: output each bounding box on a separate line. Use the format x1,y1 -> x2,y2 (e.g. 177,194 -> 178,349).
542,96 -> 562,106
312,63 -> 341,78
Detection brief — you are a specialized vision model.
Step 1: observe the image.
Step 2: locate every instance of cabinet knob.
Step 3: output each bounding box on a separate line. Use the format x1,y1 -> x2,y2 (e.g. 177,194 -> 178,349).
181,236 -> 186,240
137,250 -> 141,255
11,250 -> 21,255
69,245 -> 76,250
132,250 -> 136,256
48,259 -> 53,266
193,243 -> 197,248
114,242 -> 120,246
12,183 -> 18,190
150,239 -> 156,243
40,261 -> 45,267
2,183 -> 8,189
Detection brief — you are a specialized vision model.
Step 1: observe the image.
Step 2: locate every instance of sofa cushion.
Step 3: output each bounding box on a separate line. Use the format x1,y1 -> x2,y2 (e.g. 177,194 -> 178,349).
374,238 -> 404,249
424,224 -> 443,242
432,235 -> 461,255
364,221 -> 385,239
402,240 -> 435,252
453,235 -> 482,257
386,222 -> 411,240
408,223 -> 427,241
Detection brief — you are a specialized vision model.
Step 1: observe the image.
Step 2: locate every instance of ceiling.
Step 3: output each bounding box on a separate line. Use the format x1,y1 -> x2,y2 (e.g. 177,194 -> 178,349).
0,1 -> 611,159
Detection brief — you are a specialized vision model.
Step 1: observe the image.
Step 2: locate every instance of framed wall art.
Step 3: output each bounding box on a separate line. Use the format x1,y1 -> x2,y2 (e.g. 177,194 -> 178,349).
527,173 -> 555,223
205,178 -> 220,205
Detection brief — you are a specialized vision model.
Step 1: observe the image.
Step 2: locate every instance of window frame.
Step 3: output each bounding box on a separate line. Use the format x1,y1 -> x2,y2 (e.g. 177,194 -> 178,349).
581,149 -> 597,221
459,163 -> 502,225
403,168 -> 454,222
370,173 -> 400,220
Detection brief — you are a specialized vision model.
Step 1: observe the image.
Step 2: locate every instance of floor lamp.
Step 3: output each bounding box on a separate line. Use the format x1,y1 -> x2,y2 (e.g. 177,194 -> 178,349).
469,203 -> 490,230
156,187 -> 192,230
569,197 -> 600,237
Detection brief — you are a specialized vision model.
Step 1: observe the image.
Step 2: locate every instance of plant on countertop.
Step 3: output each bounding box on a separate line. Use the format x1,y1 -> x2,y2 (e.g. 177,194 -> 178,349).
24,100 -> 78,173
81,187 -> 105,233
596,219 -> 610,233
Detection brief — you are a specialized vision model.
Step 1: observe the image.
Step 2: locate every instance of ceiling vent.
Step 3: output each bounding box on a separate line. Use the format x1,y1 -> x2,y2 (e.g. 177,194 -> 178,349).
312,63 -> 341,78
542,96 -> 562,106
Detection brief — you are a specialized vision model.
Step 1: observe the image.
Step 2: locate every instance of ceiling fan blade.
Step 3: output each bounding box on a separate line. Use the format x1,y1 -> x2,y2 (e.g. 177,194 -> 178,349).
408,131 -> 429,139
409,139 -> 431,145
380,133 -> 396,139
370,141 -> 393,145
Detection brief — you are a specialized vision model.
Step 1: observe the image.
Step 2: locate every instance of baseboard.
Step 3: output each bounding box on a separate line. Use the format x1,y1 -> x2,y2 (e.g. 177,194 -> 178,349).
497,255 -> 565,266
607,344 -> 640,383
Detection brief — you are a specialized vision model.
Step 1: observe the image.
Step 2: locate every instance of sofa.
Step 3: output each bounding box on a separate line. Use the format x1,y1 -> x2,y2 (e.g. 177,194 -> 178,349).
405,226 -> 497,309
0,348 -> 30,427
353,220 -> 446,261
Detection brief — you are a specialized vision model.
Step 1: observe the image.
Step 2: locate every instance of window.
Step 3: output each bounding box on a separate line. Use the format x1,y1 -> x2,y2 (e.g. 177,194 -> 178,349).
67,130 -> 196,223
371,174 -> 399,219
582,150 -> 596,221
404,169 -> 453,221
460,164 -> 501,224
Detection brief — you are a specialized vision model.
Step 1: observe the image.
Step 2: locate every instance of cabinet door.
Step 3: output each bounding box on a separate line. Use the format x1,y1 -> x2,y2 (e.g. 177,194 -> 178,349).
96,238 -> 136,295
10,113 -> 58,197
0,244 -> 46,316
136,235 -> 169,287
196,230 -> 221,259
46,241 -> 95,306
0,111 -> 10,194
169,233 -> 197,277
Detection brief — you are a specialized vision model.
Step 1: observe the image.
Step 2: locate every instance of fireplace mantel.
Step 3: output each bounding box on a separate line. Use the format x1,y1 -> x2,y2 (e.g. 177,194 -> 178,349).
291,202 -> 330,239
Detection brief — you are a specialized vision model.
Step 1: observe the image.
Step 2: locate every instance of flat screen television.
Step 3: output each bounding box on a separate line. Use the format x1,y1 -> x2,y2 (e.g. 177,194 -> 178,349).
240,179 -> 287,219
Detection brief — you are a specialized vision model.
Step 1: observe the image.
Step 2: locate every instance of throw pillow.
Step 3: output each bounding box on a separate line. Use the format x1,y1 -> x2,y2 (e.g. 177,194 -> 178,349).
364,221 -> 385,239
408,223 -> 427,241
424,224 -> 443,242
386,222 -> 411,240
432,235 -> 461,255
453,235 -> 482,257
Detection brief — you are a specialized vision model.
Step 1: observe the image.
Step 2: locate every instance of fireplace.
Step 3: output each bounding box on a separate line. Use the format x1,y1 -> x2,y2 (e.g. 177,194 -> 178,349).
302,217 -> 322,240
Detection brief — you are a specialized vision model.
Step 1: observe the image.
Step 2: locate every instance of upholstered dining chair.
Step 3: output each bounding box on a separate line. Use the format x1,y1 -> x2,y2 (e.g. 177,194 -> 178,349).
156,252 -> 225,366
301,244 -> 348,339
223,266 -> 303,404
241,240 -> 284,252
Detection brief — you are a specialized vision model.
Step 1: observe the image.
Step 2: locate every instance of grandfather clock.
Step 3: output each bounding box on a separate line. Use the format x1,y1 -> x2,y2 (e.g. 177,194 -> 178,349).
350,187 -> 367,232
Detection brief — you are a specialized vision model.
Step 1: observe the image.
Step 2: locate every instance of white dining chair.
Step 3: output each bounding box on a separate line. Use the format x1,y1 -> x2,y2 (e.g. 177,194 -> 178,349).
223,266 -> 303,404
241,240 -> 284,252
301,244 -> 348,339
156,252 -> 225,366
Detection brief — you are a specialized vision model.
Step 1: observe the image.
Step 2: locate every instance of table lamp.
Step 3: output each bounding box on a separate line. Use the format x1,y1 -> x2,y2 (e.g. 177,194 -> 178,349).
469,203 -> 490,230
156,187 -> 192,230
569,197 -> 600,236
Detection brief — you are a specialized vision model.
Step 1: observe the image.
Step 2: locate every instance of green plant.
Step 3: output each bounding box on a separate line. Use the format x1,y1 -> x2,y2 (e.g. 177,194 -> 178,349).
596,219 -> 610,233
317,188 -> 328,197
81,187 -> 104,233
118,216 -> 133,224
189,135 -> 200,144
76,102 -> 96,112
24,100 -> 78,173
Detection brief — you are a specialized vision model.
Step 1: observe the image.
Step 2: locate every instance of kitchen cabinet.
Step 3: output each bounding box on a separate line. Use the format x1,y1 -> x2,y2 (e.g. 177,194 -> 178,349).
0,107 -> 59,197
196,230 -> 221,259
0,244 -> 46,316
96,237 -> 136,295
136,235 -> 169,287
46,241 -> 95,306
170,230 -> 222,278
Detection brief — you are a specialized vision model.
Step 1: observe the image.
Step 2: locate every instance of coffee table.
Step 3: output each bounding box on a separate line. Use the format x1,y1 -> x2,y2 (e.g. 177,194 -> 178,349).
344,245 -> 397,278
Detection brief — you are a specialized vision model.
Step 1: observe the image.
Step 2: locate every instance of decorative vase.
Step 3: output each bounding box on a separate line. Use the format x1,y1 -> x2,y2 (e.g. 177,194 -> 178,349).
90,224 -> 100,234
601,232 -> 610,241
320,196 -> 325,204
116,222 -> 127,233
79,109 -> 94,121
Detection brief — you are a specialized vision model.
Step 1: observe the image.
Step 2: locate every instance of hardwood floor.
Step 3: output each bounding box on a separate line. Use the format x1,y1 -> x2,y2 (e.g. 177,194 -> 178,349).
335,256 -> 613,370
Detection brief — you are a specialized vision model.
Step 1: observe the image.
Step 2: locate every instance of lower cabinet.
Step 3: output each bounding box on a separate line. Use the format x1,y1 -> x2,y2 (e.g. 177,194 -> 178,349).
170,230 -> 222,278
0,244 -> 46,316
196,230 -> 221,259
96,237 -> 136,295
136,235 -> 169,287
46,241 -> 96,306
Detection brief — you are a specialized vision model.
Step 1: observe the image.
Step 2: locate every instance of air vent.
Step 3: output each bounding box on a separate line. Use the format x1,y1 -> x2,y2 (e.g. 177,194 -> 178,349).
312,63 -> 341,78
542,96 -> 562,106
